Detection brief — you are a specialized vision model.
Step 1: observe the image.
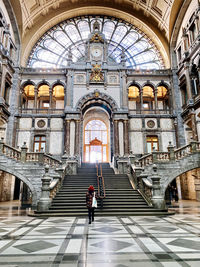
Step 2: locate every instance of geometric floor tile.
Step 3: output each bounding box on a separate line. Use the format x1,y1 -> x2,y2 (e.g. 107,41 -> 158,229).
0,228 -> 8,233
92,226 -> 122,233
35,227 -> 65,234
91,239 -> 133,251
14,240 -> 57,253
47,219 -> 70,224
167,239 -> 200,250
149,226 -> 177,232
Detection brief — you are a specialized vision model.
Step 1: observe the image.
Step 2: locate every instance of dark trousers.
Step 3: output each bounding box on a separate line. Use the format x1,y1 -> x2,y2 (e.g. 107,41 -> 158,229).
88,208 -> 95,222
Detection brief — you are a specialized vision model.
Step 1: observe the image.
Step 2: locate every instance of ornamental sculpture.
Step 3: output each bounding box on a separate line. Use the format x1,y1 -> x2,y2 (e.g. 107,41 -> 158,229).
90,33 -> 104,43
90,64 -> 104,83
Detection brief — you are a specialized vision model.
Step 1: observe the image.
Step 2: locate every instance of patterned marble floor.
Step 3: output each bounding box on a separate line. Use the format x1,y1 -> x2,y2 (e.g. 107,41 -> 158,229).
0,201 -> 200,266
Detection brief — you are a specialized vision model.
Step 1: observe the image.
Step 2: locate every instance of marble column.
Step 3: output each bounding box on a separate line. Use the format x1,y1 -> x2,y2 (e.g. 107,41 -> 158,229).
123,120 -> 129,156
114,120 -> 119,156
34,87 -> 38,109
65,120 -> 70,155
154,88 -> 158,113
49,87 -> 53,109
74,119 -> 80,156
140,88 -> 143,113
191,112 -> 198,140
184,62 -> 192,100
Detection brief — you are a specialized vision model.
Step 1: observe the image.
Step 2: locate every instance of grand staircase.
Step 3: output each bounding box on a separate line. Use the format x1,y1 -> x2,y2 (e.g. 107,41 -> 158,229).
35,163 -> 169,216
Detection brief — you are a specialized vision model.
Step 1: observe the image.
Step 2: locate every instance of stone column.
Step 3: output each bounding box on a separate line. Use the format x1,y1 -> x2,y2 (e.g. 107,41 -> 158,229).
121,70 -> 128,109
140,88 -> 143,112
184,62 -> 192,100
191,112 -> 198,140
37,165 -> 51,212
65,119 -> 70,155
118,121 -> 124,156
151,164 -> 166,209
154,88 -> 158,113
74,119 -> 80,156
123,119 -> 129,156
49,87 -> 53,109
114,120 -> 119,156
34,87 -> 38,109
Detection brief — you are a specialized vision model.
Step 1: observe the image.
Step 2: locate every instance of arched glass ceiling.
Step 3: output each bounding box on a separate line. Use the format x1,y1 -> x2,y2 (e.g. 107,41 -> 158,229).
27,16 -> 164,69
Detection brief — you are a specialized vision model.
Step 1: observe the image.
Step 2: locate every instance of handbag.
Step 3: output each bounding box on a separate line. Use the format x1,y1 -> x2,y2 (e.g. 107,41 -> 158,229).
92,192 -> 97,208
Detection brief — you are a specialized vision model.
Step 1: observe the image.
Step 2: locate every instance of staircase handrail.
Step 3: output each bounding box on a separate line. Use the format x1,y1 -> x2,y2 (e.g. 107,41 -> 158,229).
1,143 -> 21,160
138,141 -> 200,167
96,163 -> 106,199
44,154 -> 62,167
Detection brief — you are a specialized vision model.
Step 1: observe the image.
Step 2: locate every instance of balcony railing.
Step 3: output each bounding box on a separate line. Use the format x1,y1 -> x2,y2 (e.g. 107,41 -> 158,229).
20,108 -> 64,115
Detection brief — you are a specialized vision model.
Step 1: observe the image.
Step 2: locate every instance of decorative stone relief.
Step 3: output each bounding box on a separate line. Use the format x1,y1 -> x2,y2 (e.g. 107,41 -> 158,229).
74,74 -> 86,84
108,73 -> 119,84
76,90 -> 118,111
37,120 -> 46,128
147,120 -> 155,128
35,118 -> 47,130
145,118 -> 157,129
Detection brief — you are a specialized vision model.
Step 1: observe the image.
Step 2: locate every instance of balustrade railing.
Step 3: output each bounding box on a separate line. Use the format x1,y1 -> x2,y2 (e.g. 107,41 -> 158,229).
2,144 -> 21,160
0,138 -> 61,167
138,141 -> 200,167
96,163 -> 106,208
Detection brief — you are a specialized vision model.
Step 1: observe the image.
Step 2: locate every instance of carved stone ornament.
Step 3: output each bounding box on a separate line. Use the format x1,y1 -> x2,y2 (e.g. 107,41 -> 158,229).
90,33 -> 104,43
37,119 -> 46,128
90,63 -> 104,82
147,120 -> 155,128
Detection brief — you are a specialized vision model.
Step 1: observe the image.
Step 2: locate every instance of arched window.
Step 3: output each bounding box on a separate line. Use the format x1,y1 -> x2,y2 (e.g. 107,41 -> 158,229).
128,86 -> 140,112
38,85 -> 50,109
52,85 -> 64,109
27,16 -> 164,70
4,81 -> 11,104
157,85 -> 169,110
128,86 -> 140,99
142,86 -> 154,110
23,84 -> 34,108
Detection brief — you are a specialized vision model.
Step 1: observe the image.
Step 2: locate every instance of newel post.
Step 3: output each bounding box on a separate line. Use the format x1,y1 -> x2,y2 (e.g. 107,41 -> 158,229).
38,147 -> 44,163
151,164 -> 166,209
37,165 -> 51,211
0,137 -> 4,153
190,138 -> 197,153
167,141 -> 175,160
21,142 -> 28,162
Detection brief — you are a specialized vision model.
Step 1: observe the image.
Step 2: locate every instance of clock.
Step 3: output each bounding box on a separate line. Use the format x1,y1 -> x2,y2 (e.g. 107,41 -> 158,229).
91,46 -> 102,59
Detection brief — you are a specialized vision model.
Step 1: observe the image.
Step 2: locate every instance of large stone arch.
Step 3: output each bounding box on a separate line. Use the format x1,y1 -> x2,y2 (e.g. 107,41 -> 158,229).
21,6 -> 170,68
76,90 -> 119,114
0,164 -> 38,207
156,153 -> 200,196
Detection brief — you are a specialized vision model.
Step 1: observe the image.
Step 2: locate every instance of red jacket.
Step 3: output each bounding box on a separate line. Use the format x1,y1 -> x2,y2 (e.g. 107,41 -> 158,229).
86,191 -> 95,209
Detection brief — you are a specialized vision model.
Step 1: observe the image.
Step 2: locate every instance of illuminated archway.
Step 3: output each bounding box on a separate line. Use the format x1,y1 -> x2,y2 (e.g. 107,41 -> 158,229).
84,119 -> 108,163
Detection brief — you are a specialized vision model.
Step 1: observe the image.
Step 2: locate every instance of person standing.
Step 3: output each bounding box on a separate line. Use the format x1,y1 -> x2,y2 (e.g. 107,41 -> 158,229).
86,185 -> 96,224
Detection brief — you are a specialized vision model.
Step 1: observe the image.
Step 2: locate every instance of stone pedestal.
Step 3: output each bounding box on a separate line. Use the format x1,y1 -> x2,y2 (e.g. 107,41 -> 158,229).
66,159 -> 78,175
117,158 -> 129,174
151,164 -> 166,209
37,165 -> 51,212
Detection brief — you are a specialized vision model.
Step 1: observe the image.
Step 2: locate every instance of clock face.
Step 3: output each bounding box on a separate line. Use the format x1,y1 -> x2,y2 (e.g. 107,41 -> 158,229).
91,46 -> 102,58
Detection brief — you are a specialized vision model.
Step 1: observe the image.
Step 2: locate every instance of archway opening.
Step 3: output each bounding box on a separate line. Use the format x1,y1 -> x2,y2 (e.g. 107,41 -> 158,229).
83,108 -> 110,163
165,168 -> 200,206
0,170 -> 32,208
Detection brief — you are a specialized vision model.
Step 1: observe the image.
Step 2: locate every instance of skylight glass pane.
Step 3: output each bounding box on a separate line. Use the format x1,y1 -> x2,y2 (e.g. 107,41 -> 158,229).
27,15 -> 163,69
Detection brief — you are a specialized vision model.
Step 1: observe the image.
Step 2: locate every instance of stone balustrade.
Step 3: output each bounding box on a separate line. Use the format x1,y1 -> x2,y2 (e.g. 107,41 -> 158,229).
138,140 -> 200,167
0,138 -> 61,168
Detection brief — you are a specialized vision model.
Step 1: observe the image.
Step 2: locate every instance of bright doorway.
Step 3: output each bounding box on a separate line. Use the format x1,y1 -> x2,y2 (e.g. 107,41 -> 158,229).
84,119 -> 108,162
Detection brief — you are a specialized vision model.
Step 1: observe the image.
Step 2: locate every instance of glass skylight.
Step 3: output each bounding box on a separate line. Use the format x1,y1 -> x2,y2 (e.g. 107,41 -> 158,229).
27,16 -> 164,69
